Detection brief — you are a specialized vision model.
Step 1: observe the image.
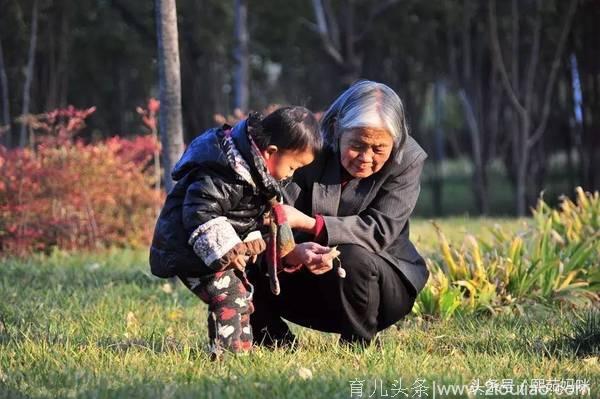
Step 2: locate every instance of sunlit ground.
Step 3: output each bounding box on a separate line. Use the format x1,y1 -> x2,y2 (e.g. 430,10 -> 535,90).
1,219 -> 597,398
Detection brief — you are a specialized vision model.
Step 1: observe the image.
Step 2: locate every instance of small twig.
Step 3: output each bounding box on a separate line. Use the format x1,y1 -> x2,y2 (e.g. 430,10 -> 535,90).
331,246 -> 346,278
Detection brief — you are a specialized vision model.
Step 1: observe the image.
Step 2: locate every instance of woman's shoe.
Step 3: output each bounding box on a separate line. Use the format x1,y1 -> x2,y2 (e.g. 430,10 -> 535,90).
253,325 -> 298,350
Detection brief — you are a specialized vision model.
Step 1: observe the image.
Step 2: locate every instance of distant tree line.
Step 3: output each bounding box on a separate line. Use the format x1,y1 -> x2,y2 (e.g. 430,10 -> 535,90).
0,0 -> 598,215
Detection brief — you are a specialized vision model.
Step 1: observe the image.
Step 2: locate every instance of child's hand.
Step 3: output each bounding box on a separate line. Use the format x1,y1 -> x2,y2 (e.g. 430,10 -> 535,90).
211,233 -> 266,272
229,255 -> 248,271
262,211 -> 272,227
243,238 -> 266,263
212,243 -> 248,271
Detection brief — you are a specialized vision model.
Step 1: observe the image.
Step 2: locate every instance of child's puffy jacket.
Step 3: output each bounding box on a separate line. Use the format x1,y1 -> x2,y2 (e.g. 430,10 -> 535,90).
149,118 -> 278,278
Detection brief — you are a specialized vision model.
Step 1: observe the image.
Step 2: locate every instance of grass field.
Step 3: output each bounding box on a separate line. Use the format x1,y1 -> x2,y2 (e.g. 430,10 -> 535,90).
1,219 -> 598,398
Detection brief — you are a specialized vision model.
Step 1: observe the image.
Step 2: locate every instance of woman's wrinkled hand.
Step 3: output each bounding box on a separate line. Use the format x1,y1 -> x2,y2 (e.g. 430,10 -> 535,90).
282,242 -> 339,275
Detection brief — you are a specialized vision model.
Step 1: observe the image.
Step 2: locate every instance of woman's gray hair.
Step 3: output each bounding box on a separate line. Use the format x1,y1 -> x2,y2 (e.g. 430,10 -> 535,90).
320,80 -> 408,152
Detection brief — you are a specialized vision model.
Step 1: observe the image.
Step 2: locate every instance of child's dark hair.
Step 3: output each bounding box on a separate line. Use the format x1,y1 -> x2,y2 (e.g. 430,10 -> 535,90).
247,106 -> 322,154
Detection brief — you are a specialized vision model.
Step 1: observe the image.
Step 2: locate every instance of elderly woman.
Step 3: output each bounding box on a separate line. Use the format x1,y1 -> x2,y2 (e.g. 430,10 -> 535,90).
249,80 -> 428,346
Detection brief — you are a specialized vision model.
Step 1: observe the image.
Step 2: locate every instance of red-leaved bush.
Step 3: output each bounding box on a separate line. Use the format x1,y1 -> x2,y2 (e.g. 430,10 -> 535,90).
0,106 -> 163,256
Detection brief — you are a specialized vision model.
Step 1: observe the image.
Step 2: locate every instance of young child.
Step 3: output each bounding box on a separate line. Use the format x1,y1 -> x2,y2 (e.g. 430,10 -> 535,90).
149,107 -> 321,356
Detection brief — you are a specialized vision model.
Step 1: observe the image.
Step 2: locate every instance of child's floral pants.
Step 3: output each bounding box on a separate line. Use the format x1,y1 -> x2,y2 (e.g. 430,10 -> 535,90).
179,269 -> 254,356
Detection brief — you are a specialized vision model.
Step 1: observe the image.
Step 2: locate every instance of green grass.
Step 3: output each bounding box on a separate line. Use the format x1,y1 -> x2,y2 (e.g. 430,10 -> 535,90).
410,217 -> 527,253
1,222 -> 598,398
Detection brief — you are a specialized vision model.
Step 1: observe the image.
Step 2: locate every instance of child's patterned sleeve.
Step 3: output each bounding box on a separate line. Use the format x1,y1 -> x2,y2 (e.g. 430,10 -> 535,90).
182,174 -> 245,270
188,216 -> 243,270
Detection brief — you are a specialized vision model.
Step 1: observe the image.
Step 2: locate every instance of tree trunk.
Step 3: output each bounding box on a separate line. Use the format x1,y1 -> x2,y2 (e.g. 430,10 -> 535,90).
46,9 -> 70,111
58,10 -> 70,108
567,53 -> 585,186
515,160 -> 527,216
432,80 -> 446,216
156,0 -> 185,193
233,0 -> 249,112
310,0 -> 399,88
0,39 -> 11,147
446,3 -> 494,215
516,114 -> 531,216
458,89 -> 488,214
118,67 -> 127,133
20,0 -> 39,148
488,0 -> 576,216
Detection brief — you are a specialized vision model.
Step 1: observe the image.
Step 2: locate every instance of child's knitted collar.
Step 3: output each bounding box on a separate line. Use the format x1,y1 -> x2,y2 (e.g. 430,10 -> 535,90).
221,119 -> 281,201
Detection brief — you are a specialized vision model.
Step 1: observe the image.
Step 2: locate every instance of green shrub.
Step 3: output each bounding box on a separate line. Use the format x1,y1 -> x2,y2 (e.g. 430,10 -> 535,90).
414,187 -> 600,319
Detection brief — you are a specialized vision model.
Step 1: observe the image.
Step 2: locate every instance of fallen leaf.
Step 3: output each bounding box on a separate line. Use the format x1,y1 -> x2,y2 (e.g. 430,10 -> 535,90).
126,311 -> 138,330
167,309 -> 184,321
583,357 -> 598,366
161,283 -> 174,294
85,262 -> 101,271
298,367 -> 313,380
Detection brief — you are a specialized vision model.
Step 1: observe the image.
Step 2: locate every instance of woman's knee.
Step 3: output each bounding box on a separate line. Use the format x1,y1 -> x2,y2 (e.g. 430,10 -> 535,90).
335,244 -> 381,316
333,245 -> 381,335
336,244 -> 380,281
376,267 -> 416,330
335,244 -> 415,333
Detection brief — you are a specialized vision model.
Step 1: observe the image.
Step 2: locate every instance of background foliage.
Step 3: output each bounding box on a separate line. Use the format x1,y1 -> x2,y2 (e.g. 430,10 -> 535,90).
414,188 -> 600,319
0,0 -> 598,216
0,107 -> 162,255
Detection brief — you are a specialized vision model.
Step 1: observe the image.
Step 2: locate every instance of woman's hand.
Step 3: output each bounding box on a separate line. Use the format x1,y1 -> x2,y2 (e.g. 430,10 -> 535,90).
283,242 -> 338,275
280,204 -> 316,232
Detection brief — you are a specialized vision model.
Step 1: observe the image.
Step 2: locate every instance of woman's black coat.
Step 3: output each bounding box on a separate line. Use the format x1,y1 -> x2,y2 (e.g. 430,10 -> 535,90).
283,136 -> 429,295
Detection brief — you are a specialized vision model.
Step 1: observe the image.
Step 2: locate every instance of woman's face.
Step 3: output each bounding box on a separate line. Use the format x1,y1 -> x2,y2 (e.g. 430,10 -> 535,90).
339,128 -> 394,178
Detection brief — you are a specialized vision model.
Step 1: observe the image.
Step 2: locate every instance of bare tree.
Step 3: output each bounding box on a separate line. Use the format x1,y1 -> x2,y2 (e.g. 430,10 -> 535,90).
309,0 -> 400,85
233,0 -> 249,112
155,0 -> 185,193
45,8 -> 70,110
573,0 -> 600,192
432,80 -> 446,216
19,0 -> 39,148
0,39 -> 11,147
488,0 -> 577,215
447,1 -> 502,215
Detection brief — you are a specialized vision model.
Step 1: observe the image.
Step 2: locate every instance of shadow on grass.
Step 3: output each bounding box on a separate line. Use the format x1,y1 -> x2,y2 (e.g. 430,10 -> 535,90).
546,309 -> 600,358
95,335 -> 206,358
1,264 -> 157,292
4,379 -> 351,399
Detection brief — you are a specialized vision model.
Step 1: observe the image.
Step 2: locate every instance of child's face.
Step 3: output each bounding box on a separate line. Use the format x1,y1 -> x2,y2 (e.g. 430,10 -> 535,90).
262,147 -> 315,181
